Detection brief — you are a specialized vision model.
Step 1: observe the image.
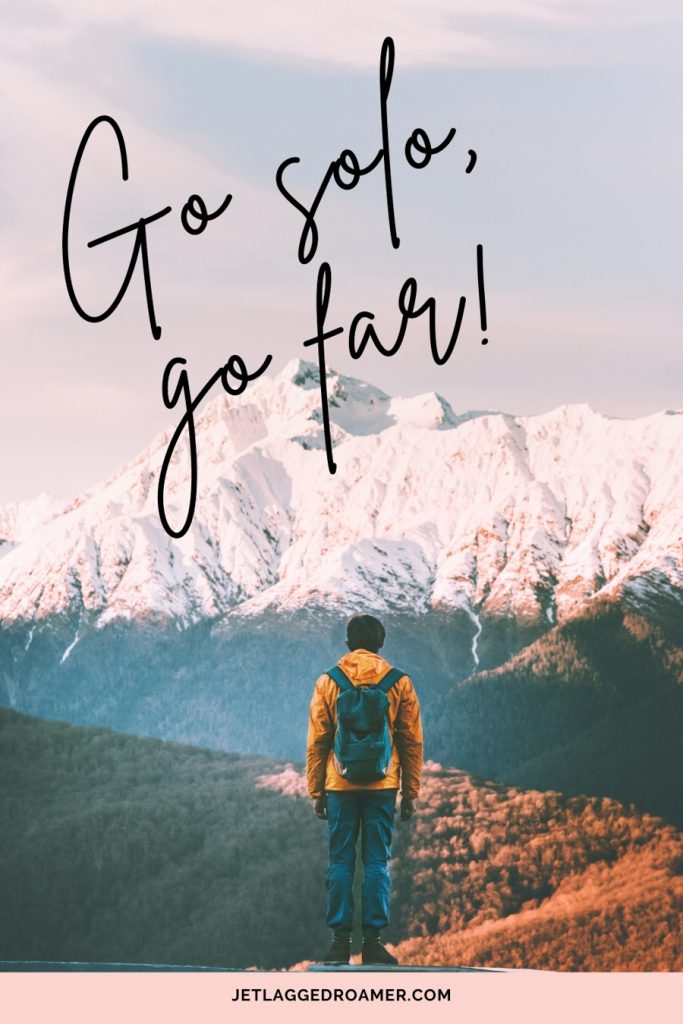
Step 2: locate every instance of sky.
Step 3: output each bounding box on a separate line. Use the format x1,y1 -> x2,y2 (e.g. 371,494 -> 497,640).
1,0 -> 682,502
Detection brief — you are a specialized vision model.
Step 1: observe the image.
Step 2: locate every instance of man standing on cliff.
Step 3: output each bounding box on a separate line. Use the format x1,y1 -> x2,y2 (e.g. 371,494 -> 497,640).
306,614 -> 423,965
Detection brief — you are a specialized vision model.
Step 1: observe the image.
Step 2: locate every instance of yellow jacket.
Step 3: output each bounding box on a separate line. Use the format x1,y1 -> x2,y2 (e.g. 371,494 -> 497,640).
306,649 -> 423,800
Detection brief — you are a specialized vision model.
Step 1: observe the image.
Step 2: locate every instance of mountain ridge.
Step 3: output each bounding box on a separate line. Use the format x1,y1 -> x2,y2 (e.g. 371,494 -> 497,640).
0,360 -> 681,634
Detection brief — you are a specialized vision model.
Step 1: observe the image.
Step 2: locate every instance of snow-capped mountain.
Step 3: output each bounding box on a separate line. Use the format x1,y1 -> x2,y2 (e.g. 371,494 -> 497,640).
0,493 -> 71,551
1,359 -> 681,631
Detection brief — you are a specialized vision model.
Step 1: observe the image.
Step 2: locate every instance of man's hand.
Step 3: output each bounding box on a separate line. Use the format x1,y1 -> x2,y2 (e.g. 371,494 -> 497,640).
400,796 -> 416,821
313,795 -> 328,819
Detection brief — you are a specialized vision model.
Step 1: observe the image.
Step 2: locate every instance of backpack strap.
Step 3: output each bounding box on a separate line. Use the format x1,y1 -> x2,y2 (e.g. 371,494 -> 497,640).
377,667 -> 404,693
327,665 -> 404,694
327,666 -> 354,693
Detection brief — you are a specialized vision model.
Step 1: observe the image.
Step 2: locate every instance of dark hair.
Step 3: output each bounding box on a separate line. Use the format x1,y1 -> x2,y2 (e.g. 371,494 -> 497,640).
346,614 -> 386,653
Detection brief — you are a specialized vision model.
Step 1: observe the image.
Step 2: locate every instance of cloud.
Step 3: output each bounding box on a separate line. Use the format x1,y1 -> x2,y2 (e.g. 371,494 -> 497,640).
5,0 -> 683,70
1,0 -> 681,503
0,33 -> 301,503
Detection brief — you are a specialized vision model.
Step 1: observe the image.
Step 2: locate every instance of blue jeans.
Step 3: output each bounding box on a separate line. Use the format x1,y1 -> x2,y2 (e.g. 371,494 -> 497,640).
325,789 -> 398,939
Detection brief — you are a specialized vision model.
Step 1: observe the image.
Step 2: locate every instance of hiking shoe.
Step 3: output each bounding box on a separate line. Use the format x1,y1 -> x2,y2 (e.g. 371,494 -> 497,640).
362,938 -> 398,965
322,936 -> 351,964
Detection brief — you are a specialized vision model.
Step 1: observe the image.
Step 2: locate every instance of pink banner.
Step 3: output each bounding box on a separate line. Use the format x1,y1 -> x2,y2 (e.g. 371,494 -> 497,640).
4,972 -> 683,1024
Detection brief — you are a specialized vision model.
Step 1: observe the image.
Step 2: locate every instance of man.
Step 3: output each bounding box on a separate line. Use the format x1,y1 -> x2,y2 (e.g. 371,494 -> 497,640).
306,613 -> 423,965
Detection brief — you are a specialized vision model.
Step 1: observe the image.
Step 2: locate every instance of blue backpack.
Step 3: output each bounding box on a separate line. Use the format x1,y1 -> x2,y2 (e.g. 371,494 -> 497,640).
327,665 -> 404,784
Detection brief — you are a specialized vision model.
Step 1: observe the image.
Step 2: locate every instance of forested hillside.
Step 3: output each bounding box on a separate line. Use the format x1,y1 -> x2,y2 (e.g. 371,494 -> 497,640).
0,709 -> 329,968
431,602 -> 683,826
3,601 -> 680,830
2,708 -> 681,970
389,768 -> 683,970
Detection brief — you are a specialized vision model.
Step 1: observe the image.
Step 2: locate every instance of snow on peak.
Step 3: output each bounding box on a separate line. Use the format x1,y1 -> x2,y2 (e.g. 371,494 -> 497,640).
0,366 -> 681,629
278,358 -> 326,391
0,492 -> 72,549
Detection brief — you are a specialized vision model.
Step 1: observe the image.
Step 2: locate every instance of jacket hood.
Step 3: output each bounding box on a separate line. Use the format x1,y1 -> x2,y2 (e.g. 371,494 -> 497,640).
338,649 -> 391,684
